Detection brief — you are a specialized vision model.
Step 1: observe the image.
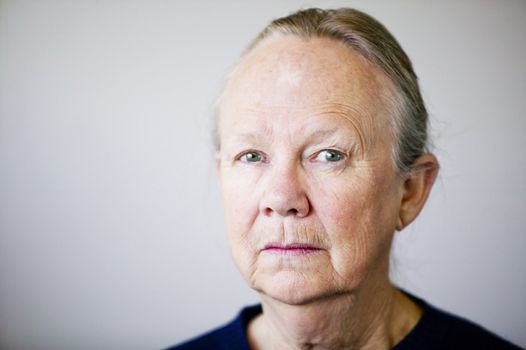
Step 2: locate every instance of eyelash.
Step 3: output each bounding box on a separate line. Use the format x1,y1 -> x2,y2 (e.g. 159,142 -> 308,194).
235,149 -> 347,164
312,149 -> 346,163
237,150 -> 266,163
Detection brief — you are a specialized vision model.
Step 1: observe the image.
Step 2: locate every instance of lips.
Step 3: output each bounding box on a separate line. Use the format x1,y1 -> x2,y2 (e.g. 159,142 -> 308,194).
262,242 -> 323,256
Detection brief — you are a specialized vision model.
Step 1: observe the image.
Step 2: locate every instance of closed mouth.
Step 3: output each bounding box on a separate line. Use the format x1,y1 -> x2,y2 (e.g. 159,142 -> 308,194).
262,243 -> 323,255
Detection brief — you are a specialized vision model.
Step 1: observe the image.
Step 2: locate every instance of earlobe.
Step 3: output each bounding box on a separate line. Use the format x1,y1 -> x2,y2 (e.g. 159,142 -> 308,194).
396,154 -> 439,231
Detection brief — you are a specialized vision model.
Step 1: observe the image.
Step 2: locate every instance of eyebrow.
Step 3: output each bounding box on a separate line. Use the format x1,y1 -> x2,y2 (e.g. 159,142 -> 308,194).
223,106 -> 368,150
304,127 -> 342,140
230,126 -> 354,147
227,128 -> 274,146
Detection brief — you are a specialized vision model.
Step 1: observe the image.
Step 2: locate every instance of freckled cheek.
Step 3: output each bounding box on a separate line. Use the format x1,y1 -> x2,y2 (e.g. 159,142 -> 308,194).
314,186 -> 367,233
316,193 -> 379,284
313,186 -> 378,257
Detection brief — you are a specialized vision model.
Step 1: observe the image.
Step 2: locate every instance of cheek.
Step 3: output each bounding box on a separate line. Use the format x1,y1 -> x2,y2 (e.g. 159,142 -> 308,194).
219,169 -> 260,271
312,176 -> 399,281
220,169 -> 258,230
319,169 -> 401,231
314,179 -> 372,232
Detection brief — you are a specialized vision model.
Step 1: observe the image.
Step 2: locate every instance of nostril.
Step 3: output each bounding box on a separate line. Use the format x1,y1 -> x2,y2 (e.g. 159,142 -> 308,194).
288,208 -> 299,215
263,207 -> 301,217
259,187 -> 311,217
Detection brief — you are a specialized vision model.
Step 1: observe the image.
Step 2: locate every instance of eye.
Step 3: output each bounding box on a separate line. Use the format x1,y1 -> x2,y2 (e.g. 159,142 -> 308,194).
314,149 -> 344,162
239,151 -> 263,163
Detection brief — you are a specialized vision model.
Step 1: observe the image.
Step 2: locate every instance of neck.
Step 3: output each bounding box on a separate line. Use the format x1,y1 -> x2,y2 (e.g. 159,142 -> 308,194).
248,282 -> 422,350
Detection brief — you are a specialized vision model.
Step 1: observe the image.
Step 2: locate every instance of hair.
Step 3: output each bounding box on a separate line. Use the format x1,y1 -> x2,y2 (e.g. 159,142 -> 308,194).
217,8 -> 430,174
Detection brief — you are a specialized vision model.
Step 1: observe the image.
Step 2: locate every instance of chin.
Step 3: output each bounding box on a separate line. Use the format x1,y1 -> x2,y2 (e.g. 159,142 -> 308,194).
254,271 -> 342,306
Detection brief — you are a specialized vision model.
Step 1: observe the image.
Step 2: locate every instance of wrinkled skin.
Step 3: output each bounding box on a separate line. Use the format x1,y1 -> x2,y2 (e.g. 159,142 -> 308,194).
218,35 -> 403,304
216,35 -> 438,349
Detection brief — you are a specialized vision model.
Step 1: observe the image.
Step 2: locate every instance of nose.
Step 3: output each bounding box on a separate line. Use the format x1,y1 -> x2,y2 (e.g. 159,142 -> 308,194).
259,162 -> 310,218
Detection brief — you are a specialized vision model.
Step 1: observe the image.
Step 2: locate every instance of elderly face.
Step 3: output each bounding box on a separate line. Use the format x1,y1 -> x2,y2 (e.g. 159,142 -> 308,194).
217,36 -> 406,305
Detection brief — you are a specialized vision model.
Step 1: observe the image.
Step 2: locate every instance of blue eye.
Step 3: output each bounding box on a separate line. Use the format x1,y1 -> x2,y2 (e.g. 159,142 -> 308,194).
239,151 -> 262,163
315,149 -> 344,162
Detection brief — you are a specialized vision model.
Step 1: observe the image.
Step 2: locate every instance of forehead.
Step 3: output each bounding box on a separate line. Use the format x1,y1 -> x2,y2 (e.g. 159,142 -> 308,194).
219,35 -> 395,141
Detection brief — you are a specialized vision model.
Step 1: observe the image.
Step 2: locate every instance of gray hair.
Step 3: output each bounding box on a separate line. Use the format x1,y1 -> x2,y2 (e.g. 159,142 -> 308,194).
218,7 -> 430,174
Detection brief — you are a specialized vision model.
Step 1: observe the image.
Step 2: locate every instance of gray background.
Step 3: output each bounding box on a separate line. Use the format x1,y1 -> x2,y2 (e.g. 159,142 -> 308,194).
1,0 -> 525,349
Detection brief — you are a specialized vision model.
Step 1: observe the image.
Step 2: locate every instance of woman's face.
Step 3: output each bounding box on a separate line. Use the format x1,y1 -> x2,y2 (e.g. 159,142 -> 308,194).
217,36 -> 405,305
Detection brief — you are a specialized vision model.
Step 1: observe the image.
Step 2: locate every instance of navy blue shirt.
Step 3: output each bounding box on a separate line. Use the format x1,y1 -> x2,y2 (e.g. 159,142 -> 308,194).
166,295 -> 522,349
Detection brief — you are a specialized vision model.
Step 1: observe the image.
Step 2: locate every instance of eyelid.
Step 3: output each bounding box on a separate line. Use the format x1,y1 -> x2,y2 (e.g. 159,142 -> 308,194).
235,149 -> 267,163
311,148 -> 347,162
232,147 -> 350,164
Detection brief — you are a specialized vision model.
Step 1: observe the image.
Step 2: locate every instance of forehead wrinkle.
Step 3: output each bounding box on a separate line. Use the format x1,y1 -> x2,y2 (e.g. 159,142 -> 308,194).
222,101 -> 380,158
219,35 -> 395,155
307,102 -> 378,155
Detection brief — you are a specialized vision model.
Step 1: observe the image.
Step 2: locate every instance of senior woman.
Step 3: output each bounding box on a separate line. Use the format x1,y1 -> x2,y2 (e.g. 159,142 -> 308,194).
167,8 -> 521,350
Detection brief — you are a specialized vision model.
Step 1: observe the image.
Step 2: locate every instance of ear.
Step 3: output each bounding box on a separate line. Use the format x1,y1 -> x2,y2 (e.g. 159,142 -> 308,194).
396,153 -> 439,231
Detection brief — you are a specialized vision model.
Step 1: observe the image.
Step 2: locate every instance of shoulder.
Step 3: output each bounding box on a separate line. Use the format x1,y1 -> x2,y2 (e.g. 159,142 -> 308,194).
163,304 -> 262,350
395,292 -> 523,350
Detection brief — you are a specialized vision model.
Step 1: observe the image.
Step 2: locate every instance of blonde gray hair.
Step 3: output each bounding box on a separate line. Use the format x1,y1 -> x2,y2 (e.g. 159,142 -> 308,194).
219,8 -> 429,174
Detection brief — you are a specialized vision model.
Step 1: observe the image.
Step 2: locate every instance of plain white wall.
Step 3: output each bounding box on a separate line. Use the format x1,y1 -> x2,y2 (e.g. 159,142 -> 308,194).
0,1 -> 525,349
